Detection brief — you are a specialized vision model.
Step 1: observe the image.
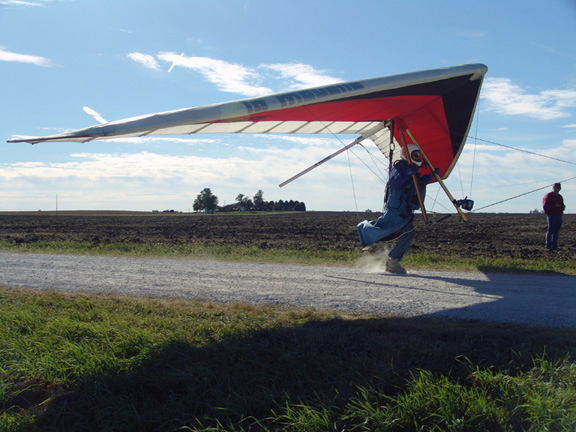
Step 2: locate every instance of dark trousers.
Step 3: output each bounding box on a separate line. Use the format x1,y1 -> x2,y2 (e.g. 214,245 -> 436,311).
545,214 -> 562,249
389,219 -> 416,261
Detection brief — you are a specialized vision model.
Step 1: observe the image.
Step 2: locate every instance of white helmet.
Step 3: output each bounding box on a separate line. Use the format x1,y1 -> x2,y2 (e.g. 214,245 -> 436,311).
401,144 -> 422,167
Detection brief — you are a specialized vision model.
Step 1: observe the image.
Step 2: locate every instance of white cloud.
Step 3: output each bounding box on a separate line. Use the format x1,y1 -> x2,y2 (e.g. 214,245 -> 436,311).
436,137 -> 576,212
2,152 -> 234,182
3,135 -> 574,213
0,138 -> 385,212
127,52 -> 160,71
260,63 -> 342,89
0,1 -> 46,6
253,134 -> 343,148
0,47 -> 54,67
157,52 -> 272,97
82,106 -> 107,124
482,77 -> 576,120
105,136 -> 216,145
129,53 -> 343,97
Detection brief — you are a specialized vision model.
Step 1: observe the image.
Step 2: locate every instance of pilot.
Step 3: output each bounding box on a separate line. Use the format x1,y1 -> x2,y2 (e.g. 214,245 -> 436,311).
357,144 -> 434,274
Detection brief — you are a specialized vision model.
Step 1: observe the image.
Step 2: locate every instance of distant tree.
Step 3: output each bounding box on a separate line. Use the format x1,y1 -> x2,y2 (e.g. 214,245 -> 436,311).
294,201 -> 306,211
253,190 -> 265,211
235,190 -> 306,212
193,188 -> 219,212
235,193 -> 253,211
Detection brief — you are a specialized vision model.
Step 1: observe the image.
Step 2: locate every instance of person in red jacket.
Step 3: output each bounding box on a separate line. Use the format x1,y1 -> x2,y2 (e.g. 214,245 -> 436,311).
542,183 -> 565,250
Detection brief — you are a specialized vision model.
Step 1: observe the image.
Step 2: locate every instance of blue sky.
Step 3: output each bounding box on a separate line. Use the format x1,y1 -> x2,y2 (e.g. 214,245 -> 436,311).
1,0 -> 576,214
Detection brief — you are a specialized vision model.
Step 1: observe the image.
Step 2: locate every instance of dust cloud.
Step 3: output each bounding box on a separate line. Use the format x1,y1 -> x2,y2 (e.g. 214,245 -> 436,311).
355,246 -> 391,273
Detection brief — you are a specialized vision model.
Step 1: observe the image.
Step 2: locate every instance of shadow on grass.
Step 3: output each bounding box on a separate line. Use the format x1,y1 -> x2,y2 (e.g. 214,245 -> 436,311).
35,315 -> 576,431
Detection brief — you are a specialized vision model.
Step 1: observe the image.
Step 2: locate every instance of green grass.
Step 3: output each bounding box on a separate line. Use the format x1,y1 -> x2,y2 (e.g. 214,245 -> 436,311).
0,239 -> 358,266
0,239 -> 574,429
1,239 -> 575,274
404,252 -> 576,275
0,288 -> 575,431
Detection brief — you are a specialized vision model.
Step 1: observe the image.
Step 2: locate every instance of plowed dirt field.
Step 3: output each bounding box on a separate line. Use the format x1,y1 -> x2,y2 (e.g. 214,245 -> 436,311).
1,211 -> 574,261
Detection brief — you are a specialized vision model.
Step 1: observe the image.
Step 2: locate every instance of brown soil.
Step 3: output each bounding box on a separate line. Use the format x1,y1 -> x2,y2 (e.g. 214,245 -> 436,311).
1,211 -> 574,261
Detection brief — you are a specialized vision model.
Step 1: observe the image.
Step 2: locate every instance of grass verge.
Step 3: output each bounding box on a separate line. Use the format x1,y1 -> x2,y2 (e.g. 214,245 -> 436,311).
0,240 -> 356,266
1,240 -> 575,274
0,288 -> 575,431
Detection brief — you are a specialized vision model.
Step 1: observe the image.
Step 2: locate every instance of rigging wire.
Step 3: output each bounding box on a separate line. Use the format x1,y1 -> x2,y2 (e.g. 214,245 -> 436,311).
348,130 -> 576,214
349,145 -> 390,213
431,185 -> 442,213
442,127 -> 576,212
345,145 -> 360,215
296,106 -> 395,221
472,174 -> 576,212
456,163 -> 464,198
469,107 -> 480,199
347,143 -> 393,213
287,100 -> 575,217
468,135 -> 576,167
350,144 -> 388,183
472,178 -> 568,190
296,106 -> 363,215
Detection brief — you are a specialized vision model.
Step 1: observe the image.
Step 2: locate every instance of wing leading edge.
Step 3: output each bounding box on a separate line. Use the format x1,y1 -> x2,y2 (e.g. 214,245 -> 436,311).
8,63 -> 487,179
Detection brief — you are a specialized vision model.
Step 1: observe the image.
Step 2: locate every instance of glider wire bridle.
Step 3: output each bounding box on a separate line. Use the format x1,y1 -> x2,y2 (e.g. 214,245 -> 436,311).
299,97 -> 576,217
300,106 -> 391,220
459,131 -> 576,212
471,174 -> 576,212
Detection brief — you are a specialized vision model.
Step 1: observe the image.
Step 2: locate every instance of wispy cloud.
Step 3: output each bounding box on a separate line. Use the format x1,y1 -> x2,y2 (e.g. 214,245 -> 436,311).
0,138 -> 379,211
260,63 -> 342,89
125,54 -> 576,121
157,52 -> 272,97
97,136 -> 216,145
127,52 -> 343,97
482,77 -> 576,120
127,52 -> 160,71
0,0 -> 46,6
529,41 -> 576,61
0,47 -> 55,67
3,135 -> 574,212
82,106 -> 107,124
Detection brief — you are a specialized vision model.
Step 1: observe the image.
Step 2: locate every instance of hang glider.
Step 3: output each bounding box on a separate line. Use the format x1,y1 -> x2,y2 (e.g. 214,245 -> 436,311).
8,63 -> 487,184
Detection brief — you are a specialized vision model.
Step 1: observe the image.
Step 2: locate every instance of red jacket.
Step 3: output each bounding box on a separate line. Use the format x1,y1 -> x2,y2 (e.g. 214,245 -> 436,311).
543,192 -> 565,215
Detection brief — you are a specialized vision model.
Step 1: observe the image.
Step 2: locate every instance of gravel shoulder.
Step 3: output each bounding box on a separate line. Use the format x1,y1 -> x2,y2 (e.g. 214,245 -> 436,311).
1,252 -> 574,329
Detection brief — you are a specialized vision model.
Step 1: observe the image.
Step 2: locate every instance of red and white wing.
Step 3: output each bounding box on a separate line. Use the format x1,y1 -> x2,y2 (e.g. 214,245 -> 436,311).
8,63 -> 487,179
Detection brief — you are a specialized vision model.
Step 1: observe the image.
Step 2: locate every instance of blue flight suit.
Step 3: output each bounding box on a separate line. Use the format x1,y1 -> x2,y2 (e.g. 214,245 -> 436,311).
357,160 -> 432,261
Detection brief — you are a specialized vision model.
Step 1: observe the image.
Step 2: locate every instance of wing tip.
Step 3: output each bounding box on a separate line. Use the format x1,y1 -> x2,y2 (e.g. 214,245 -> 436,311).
7,134 -> 95,144
7,137 -> 36,144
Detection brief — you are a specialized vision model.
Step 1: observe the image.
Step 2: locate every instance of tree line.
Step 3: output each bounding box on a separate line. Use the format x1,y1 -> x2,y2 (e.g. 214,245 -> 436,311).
193,188 -> 306,213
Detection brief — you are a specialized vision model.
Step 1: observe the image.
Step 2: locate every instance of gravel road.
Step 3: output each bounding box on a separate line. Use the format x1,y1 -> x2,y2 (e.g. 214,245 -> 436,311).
1,252 -> 574,329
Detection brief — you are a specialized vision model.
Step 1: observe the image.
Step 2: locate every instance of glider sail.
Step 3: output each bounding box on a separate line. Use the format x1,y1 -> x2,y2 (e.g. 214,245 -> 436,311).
8,63 -> 487,180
